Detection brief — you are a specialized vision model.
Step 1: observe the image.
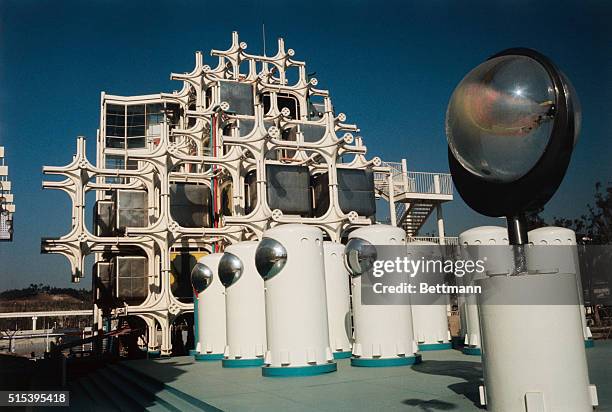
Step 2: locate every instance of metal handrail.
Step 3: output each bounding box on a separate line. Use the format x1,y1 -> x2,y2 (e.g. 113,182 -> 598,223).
395,202 -> 407,220
375,161 -> 452,196
408,236 -> 459,245
403,172 -> 452,195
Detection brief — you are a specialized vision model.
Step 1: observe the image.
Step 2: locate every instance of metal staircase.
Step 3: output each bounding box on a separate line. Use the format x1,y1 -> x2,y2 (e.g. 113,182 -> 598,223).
374,160 -> 453,237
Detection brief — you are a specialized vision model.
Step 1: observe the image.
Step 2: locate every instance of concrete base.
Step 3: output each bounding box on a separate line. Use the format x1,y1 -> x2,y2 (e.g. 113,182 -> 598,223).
462,347 -> 481,356
419,343 -> 452,351
111,340 -> 611,411
222,358 -> 265,368
262,362 -> 337,377
194,353 -> 224,361
333,351 -> 353,359
188,349 -> 199,356
351,354 -> 422,367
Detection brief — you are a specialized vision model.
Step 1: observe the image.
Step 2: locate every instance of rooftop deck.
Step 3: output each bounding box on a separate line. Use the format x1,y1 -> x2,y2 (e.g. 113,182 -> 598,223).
114,340 -> 611,411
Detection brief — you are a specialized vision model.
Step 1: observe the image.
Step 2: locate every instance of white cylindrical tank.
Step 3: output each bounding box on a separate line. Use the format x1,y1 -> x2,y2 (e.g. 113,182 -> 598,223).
347,225 -> 420,367
527,226 -> 593,347
255,224 -> 336,376
458,226 -> 510,355
191,253 -> 226,361
409,241 -> 452,351
189,294 -> 199,356
323,241 -> 352,359
218,241 -> 267,368
457,293 -> 468,343
477,273 -> 597,411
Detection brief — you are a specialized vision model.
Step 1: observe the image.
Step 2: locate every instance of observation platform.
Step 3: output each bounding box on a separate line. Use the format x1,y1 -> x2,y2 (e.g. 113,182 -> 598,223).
66,340 -> 612,411
374,161 -> 453,237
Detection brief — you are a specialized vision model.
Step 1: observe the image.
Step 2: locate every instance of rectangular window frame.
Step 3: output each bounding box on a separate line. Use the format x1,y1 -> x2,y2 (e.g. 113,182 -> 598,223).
105,102 -> 180,150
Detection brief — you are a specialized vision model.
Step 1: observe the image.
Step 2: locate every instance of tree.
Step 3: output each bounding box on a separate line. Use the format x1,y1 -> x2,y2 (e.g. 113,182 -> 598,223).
523,182 -> 611,244
554,181 -> 612,244
525,206 -> 547,231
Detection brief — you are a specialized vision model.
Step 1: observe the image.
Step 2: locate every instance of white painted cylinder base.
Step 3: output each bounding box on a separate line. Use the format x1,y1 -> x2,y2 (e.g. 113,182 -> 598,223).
477,274 -> 597,412
458,226 -> 510,356
323,241 -> 352,359
189,295 -> 199,357
409,240 -> 451,351
259,224 -> 336,377
194,253 -> 226,361
349,225 -> 420,367
527,226 -> 594,348
413,305 -> 452,351
222,241 -> 267,368
462,294 -> 481,355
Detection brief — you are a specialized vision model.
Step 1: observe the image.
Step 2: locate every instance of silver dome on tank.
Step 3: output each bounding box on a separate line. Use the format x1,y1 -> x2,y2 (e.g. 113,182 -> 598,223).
191,262 -> 214,293
218,252 -> 244,287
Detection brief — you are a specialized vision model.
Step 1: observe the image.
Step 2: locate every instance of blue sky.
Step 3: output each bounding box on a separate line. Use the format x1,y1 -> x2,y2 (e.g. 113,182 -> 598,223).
0,0 -> 610,290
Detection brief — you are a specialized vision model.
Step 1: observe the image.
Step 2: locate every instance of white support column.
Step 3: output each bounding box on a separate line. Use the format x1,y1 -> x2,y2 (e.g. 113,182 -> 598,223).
147,322 -> 158,352
31,316 -> 38,331
401,159 -> 409,192
433,174 -> 445,245
160,318 -> 172,356
436,204 -> 445,245
388,173 -> 397,226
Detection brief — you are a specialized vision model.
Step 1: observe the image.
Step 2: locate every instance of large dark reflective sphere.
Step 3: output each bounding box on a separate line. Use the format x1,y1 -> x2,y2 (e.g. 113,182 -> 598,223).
255,238 -> 287,280
218,253 -> 243,287
447,55 -> 558,183
345,237 -> 377,277
191,262 -> 213,293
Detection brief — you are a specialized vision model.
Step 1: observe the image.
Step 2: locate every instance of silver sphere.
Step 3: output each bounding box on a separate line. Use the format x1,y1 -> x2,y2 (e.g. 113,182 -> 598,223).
218,253 -> 243,287
344,237 -> 377,276
191,262 -> 213,293
255,238 -> 287,280
446,55 -> 558,183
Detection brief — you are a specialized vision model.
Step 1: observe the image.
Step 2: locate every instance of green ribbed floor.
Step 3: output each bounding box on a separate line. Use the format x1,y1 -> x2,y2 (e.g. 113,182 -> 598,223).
109,340 -> 611,412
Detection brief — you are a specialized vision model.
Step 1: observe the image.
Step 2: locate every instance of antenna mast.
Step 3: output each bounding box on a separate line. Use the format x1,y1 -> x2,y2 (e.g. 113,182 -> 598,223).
262,23 -> 266,57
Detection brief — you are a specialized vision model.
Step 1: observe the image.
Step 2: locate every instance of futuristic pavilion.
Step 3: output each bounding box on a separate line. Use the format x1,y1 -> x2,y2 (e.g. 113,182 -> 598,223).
41,32 -> 453,357
32,32 -> 611,412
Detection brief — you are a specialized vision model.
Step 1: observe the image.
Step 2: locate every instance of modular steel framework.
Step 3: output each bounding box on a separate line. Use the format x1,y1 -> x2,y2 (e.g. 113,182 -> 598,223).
0,146 -> 15,241
41,32 -> 452,355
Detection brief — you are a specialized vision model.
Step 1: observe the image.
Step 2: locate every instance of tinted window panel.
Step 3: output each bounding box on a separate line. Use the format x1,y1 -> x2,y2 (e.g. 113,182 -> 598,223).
127,137 -> 145,148
262,93 -> 271,115
165,103 -> 180,127
105,155 -> 125,169
238,119 -> 255,136
220,82 -> 254,115
277,94 -> 299,119
300,124 -> 326,142
127,126 -> 146,137
146,103 -> 163,114
107,104 -> 125,115
106,114 -> 124,127
127,114 -> 145,127
127,105 -> 145,115
106,125 -> 125,137
106,137 -> 125,148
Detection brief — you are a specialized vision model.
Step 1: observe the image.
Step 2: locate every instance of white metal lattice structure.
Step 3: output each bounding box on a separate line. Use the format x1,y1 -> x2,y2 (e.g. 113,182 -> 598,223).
41,33 -> 452,355
0,146 -> 15,241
